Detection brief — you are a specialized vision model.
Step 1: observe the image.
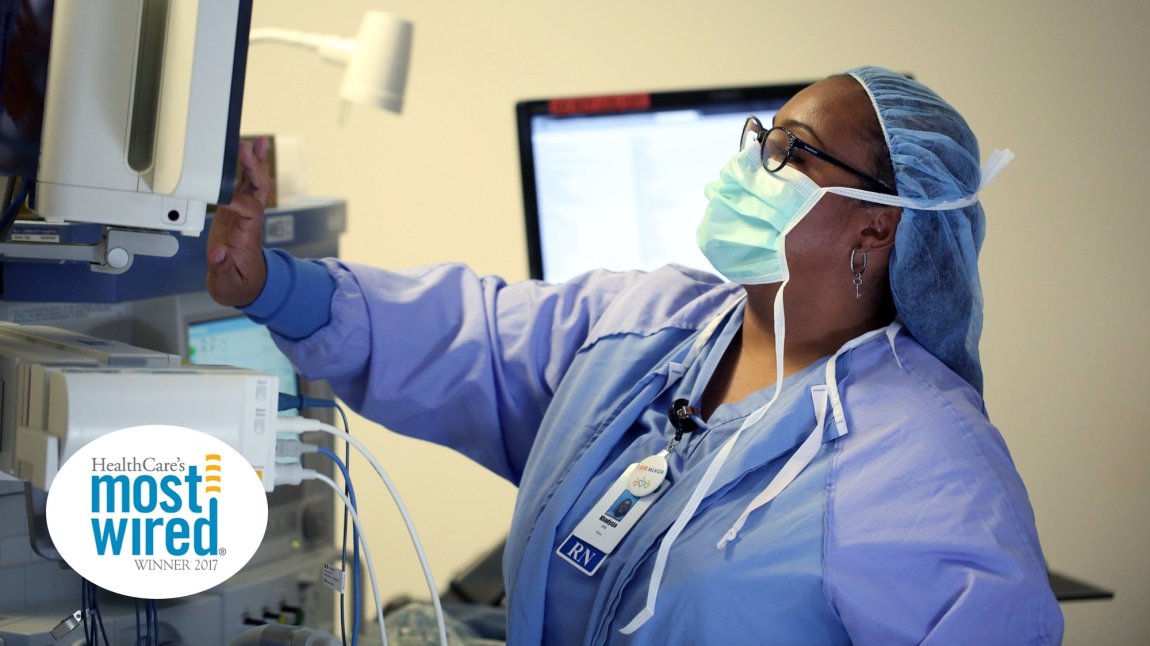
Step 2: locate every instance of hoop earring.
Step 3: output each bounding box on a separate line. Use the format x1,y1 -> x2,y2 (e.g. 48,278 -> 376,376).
850,247 -> 868,300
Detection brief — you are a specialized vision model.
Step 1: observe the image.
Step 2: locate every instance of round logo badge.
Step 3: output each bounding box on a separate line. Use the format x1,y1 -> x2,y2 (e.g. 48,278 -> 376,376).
627,454 -> 668,497
46,425 -> 269,599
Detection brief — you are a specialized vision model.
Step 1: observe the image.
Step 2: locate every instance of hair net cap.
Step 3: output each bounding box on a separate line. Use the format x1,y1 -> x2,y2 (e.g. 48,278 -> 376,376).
847,66 -> 991,394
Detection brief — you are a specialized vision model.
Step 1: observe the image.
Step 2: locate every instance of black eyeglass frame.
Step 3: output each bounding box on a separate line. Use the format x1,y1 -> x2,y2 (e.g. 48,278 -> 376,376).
741,116 -> 896,194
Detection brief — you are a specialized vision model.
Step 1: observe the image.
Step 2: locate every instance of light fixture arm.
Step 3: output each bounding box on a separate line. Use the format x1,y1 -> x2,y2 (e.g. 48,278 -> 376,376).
248,28 -> 356,66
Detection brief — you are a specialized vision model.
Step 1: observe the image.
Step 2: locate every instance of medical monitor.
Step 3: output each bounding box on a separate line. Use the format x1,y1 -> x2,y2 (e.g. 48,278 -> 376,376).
516,81 -> 811,283
186,315 -> 300,401
1,0 -> 252,235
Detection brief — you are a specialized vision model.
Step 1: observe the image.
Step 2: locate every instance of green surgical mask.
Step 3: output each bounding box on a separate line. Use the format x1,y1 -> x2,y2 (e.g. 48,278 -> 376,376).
696,145 -> 825,284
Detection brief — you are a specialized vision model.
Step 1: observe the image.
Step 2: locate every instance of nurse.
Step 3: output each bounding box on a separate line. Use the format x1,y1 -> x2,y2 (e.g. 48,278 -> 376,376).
208,66 -> 1063,644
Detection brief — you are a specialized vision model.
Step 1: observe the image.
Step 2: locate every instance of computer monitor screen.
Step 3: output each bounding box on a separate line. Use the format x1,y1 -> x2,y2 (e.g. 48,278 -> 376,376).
186,315 -> 299,400
0,0 -> 53,177
517,82 -> 811,283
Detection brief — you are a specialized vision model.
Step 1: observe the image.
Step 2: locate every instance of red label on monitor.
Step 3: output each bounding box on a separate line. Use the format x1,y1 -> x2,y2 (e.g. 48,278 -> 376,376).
548,94 -> 652,116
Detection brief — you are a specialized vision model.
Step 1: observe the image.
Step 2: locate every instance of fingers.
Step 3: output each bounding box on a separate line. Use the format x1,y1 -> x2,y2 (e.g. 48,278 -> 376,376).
207,137 -> 274,307
217,192 -> 265,222
235,138 -> 273,207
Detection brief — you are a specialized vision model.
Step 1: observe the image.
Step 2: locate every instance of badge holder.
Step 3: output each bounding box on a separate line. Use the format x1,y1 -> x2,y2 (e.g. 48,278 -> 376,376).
557,400 -> 699,576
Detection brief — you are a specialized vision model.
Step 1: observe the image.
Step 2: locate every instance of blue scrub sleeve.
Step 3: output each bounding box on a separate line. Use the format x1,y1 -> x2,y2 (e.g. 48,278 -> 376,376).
265,258 -> 671,483
242,248 -> 335,340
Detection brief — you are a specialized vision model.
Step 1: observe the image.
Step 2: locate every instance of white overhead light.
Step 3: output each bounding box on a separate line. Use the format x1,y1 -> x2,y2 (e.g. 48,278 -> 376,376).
249,10 -> 413,115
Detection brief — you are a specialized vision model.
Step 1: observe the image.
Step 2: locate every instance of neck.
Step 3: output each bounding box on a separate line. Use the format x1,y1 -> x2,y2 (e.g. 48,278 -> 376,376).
698,280 -> 896,419
741,282 -> 894,371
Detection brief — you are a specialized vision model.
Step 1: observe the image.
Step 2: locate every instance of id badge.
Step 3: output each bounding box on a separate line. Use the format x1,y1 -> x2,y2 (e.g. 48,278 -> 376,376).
556,461 -> 668,576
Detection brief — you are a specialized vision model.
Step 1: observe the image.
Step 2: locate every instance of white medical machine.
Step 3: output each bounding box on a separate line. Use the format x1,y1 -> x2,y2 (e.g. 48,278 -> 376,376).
0,1 -> 359,643
0,322 -> 279,492
0,0 -> 249,273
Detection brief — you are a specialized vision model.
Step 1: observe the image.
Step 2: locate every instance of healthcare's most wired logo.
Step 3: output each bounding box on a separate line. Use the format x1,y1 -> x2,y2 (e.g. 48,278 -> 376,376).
46,425 -> 268,599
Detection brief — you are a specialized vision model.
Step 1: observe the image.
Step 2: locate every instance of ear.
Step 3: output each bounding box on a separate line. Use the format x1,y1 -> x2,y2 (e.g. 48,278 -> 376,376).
856,207 -> 901,252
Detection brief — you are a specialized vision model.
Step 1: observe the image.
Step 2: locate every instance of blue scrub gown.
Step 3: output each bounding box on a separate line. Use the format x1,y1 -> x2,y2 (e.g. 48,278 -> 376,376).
250,253 -> 1064,645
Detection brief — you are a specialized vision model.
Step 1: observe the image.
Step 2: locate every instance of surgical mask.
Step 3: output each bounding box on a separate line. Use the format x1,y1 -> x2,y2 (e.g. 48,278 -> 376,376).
696,145 -> 825,285
697,145 -> 1018,285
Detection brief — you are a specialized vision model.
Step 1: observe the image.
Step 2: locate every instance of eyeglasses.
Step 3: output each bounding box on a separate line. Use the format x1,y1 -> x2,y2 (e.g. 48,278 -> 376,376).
741,116 -> 895,194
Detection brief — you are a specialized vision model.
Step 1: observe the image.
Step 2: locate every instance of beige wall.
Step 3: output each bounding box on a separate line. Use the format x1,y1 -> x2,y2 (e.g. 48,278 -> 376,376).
243,1 -> 1149,643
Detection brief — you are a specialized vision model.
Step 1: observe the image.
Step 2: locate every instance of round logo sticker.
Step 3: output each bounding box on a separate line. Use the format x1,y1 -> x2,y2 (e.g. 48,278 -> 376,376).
627,454 -> 668,497
46,425 -> 269,599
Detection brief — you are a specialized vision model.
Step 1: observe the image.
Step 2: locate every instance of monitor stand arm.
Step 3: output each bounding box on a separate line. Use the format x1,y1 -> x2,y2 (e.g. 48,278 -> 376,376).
0,227 -> 180,274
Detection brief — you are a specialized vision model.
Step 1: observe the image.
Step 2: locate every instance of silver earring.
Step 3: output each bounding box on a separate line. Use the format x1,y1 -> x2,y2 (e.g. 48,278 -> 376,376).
850,248 -> 868,300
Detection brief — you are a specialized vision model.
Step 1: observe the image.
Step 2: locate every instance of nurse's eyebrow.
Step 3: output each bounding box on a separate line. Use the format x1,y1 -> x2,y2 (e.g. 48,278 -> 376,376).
773,118 -> 826,147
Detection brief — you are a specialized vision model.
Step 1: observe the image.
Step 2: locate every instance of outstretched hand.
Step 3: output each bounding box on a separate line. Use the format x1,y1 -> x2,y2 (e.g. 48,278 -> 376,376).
207,138 -> 271,307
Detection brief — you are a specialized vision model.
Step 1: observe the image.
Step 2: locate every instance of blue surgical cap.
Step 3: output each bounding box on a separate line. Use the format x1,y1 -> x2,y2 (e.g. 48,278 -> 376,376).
847,65 -> 990,394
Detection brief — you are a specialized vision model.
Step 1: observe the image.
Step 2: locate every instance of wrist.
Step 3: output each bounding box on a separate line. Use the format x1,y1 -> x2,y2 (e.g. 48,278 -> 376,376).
242,249 -> 335,340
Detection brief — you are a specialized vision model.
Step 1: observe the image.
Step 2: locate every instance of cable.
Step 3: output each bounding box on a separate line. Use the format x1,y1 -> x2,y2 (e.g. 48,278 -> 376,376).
316,445 -> 361,646
151,600 -> 158,644
333,402 -> 358,643
277,393 -> 349,416
1,176 -> 15,216
83,580 -> 111,645
0,176 -> 28,234
334,404 -> 357,643
81,581 -> 90,644
95,584 -> 110,645
301,470 -> 388,646
278,394 -> 359,644
333,404 -> 359,646
89,586 -> 97,643
135,598 -> 158,646
278,416 -> 448,646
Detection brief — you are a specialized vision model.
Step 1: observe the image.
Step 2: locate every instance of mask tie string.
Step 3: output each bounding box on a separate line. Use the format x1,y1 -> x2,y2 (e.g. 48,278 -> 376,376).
977,149 -> 1015,191
823,148 -> 1015,212
715,322 -> 896,549
715,384 -> 827,549
618,281 -> 788,635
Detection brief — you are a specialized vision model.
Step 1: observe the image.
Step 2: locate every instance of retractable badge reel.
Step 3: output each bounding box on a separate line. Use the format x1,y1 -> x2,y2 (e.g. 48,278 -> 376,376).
556,400 -> 699,576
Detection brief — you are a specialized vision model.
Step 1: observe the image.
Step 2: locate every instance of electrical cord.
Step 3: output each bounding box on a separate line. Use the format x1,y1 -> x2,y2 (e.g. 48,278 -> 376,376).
334,404 -> 358,646
82,579 -> 111,645
315,445 -> 362,646
277,416 -> 448,646
96,584 -> 110,645
277,394 -> 359,645
134,596 -> 159,644
334,405 -> 356,642
278,466 -> 387,646
148,600 -> 154,646
81,581 -> 89,644
2,176 -> 15,216
0,176 -> 28,235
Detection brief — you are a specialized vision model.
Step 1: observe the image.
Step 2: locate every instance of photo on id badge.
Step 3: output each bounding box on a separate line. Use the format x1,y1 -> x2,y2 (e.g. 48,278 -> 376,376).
607,490 -> 639,521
